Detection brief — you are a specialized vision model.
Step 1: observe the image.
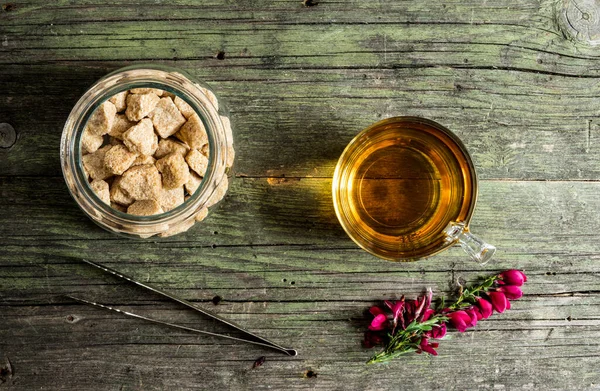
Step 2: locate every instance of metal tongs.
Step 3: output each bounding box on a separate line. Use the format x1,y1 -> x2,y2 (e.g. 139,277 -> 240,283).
66,259 -> 297,356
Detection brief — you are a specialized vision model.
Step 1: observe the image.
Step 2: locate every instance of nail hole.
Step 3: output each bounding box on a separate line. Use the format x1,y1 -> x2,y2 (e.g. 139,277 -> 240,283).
66,315 -> 74,322
282,278 -> 287,282
290,281 -> 295,285
304,370 -> 317,378
213,231 -> 218,235
211,244 -> 217,249
212,295 -> 222,305
566,316 -> 573,322
215,51 -> 225,60
463,58 -> 468,63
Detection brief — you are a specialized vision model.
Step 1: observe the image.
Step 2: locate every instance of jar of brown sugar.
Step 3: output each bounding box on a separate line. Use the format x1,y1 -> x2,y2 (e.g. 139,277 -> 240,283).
60,65 -> 234,238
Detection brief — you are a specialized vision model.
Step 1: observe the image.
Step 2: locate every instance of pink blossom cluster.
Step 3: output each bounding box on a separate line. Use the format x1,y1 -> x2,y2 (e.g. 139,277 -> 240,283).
364,269 -> 527,357
445,270 -> 527,332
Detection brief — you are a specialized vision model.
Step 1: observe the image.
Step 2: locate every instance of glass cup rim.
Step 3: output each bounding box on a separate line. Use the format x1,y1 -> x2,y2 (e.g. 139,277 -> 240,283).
332,116 -> 479,261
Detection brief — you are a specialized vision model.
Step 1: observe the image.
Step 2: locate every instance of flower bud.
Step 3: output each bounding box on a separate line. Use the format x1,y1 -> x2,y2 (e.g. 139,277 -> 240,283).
499,270 -> 527,286
428,323 -> 447,339
498,285 -> 523,300
369,314 -> 388,331
447,310 -> 472,332
476,297 -> 493,319
488,291 -> 508,313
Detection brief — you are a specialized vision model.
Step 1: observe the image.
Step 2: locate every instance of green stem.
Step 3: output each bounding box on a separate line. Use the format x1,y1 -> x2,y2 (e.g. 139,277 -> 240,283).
448,275 -> 498,310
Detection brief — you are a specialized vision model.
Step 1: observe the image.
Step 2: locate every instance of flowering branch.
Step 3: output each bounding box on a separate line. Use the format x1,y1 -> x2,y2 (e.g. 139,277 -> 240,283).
364,270 -> 527,364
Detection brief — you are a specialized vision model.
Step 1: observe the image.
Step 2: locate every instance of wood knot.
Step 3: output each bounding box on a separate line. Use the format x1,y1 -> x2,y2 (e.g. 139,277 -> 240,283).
557,0 -> 600,46
1,3 -> 16,12
0,358 -> 13,384
0,123 -> 16,148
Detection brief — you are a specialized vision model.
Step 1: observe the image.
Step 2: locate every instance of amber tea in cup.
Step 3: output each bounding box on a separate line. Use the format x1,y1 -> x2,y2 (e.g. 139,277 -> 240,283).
332,117 -> 495,263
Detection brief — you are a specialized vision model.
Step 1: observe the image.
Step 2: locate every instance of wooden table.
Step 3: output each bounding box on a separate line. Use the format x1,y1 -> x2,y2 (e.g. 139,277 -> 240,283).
2,1 -> 600,390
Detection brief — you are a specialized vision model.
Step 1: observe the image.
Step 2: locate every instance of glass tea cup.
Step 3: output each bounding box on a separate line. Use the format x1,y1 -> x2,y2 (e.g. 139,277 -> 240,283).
332,116 -> 495,264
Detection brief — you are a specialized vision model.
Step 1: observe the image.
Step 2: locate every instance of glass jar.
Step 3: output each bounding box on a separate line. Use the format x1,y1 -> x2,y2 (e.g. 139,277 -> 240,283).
60,64 -> 234,238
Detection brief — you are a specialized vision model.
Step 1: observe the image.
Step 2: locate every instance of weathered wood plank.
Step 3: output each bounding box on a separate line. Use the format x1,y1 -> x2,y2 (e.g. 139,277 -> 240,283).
2,64 -> 600,179
2,176 -> 600,255
1,298 -> 599,390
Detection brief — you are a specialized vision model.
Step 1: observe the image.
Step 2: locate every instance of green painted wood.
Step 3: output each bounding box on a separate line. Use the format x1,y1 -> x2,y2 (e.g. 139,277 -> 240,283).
1,0 -> 600,390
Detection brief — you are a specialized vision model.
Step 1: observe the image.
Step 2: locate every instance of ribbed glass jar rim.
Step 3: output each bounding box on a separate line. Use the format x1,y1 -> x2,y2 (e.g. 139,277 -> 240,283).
60,64 -> 229,237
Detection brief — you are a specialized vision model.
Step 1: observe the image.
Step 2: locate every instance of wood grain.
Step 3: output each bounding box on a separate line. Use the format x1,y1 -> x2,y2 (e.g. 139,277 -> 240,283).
1,1 -> 600,390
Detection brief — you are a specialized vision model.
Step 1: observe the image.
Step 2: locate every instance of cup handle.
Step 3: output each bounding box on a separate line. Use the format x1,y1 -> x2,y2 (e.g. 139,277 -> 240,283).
443,222 -> 496,265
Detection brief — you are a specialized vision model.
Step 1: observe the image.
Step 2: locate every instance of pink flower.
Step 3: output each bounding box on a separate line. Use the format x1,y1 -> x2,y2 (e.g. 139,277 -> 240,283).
476,297 -> 493,319
427,323 -> 447,339
422,308 -> 435,322
447,310 -> 472,332
369,306 -> 385,317
384,298 -> 405,324
498,285 -> 523,300
368,306 -> 389,331
488,291 -> 508,313
369,314 -> 388,331
465,306 -> 482,323
499,270 -> 527,286
418,337 -> 439,356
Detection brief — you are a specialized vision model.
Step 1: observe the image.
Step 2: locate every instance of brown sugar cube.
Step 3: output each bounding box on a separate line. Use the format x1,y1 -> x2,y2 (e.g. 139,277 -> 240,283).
104,144 -> 138,175
90,179 -> 110,205
200,87 -> 219,112
119,164 -> 162,200
123,118 -> 158,156
81,127 -> 104,154
148,97 -> 187,138
125,92 -> 160,122
109,114 -> 136,140
158,186 -> 185,211
185,149 -> 209,177
195,207 -> 209,222
82,145 -> 113,181
130,88 -> 164,96
200,143 -> 209,157
110,202 -> 127,213
127,200 -> 164,216
131,154 -> 156,167
110,177 -> 134,206
174,96 -> 195,119
185,171 -> 202,195
155,138 -> 190,159
155,152 -> 190,190
87,101 -> 117,136
206,176 -> 228,207
175,114 -> 208,150
108,91 -> 129,113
